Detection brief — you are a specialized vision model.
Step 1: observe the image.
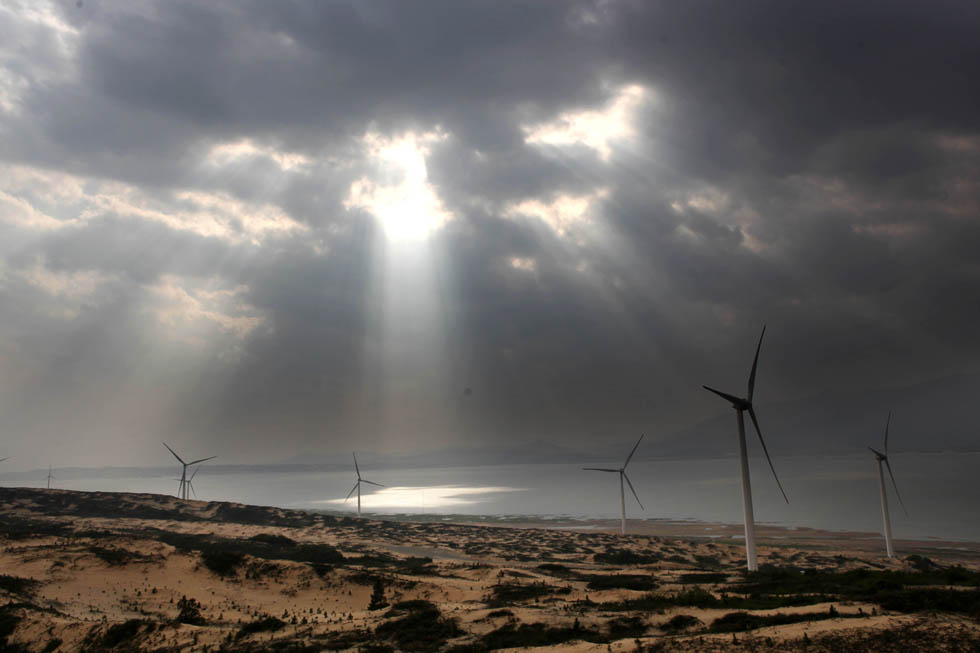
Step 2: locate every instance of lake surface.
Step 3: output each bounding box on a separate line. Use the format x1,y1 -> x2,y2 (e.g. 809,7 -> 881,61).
6,452 -> 979,542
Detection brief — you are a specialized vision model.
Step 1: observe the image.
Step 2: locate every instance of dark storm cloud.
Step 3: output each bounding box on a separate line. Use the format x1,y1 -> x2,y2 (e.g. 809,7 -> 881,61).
1,0 -> 979,466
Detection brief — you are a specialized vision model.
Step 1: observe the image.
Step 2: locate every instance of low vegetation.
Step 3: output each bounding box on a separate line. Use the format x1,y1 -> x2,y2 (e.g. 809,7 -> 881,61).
374,601 -> 462,652
583,573 -> 657,591
486,582 -> 572,607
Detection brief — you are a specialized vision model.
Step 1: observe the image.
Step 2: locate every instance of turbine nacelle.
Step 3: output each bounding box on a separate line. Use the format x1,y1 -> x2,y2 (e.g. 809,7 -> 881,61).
868,446 -> 887,461
870,411 -> 908,518
702,326 -> 788,505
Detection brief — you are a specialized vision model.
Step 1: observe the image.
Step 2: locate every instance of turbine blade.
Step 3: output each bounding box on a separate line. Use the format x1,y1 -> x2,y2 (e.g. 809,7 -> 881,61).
623,473 -> 644,511
582,468 -> 619,472
868,446 -> 885,458
623,434 -> 644,469
353,452 -> 360,478
884,459 -> 909,517
163,442 -> 185,464
190,468 -> 199,481
748,407 -> 789,503
747,325 -> 766,402
703,385 -> 743,405
187,455 -> 217,466
189,482 -> 197,499
345,481 -> 359,501
361,479 -> 385,487
0,458 -> 8,462
884,410 -> 891,455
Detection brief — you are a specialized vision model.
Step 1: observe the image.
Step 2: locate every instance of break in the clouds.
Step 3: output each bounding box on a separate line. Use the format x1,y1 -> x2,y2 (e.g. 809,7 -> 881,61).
1,0 -> 979,467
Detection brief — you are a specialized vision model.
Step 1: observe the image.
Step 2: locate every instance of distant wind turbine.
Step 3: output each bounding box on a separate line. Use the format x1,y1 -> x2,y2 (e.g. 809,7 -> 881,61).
46,465 -> 55,489
163,443 -> 216,500
869,411 -> 908,558
583,434 -> 645,535
345,453 -> 384,517
703,326 -> 788,571
185,468 -> 201,499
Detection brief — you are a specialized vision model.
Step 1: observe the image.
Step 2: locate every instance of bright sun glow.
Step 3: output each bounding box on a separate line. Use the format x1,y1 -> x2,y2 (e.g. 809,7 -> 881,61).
320,485 -> 525,509
344,130 -> 453,242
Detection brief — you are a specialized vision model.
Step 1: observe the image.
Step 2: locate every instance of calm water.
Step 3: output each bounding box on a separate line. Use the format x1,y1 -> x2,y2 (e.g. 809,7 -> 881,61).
6,452 -> 979,542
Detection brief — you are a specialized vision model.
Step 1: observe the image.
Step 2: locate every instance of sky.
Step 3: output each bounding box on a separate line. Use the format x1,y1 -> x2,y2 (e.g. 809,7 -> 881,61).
1,0 -> 979,468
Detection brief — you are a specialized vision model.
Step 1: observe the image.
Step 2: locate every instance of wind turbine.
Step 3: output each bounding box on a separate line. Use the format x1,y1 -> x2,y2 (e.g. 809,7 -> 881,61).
46,465 -> 55,489
163,443 -> 215,500
583,434 -> 645,535
345,453 -> 384,517
703,326 -> 788,571
184,468 -> 201,499
869,411 -> 908,558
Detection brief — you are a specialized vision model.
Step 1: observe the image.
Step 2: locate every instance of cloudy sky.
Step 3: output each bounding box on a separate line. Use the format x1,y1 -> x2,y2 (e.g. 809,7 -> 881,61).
1,0 -> 978,467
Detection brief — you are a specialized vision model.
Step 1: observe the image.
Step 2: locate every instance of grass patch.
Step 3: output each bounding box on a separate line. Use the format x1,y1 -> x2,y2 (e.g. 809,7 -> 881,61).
237,615 -> 286,639
606,615 -> 648,639
593,549 -> 661,565
732,565 -> 980,616
0,575 -> 39,596
486,582 -> 571,607
476,622 -> 605,649
596,587 -> 825,612
375,603 -> 462,652
100,619 -> 155,648
660,614 -> 701,633
536,563 -> 574,577
201,545 -> 245,576
584,574 -> 657,591
708,608 -> 861,633
87,546 -> 141,566
676,572 -> 727,584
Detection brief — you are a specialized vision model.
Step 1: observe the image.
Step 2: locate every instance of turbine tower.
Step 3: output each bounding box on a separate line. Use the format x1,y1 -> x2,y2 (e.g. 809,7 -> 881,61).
869,411 -> 908,558
703,326 -> 788,571
345,453 -> 384,517
583,434 -> 645,535
46,465 -> 55,489
163,443 -> 216,500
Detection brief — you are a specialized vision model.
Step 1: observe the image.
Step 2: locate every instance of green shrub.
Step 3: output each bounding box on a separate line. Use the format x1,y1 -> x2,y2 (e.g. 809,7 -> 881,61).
584,574 -> 657,591
236,615 -> 285,639
176,596 -> 205,625
375,604 -> 462,652
661,613 -> 701,633
486,582 -> 571,607
201,546 -> 244,576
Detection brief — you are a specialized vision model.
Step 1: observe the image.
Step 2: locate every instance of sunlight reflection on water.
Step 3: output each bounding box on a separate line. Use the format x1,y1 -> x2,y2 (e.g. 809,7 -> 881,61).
318,485 -> 526,508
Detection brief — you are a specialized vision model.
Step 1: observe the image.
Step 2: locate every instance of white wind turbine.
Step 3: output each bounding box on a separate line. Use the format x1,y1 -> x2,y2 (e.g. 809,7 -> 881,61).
345,453 -> 384,517
703,326 -> 789,571
583,434 -> 645,535
163,443 -> 216,500
869,411 -> 908,558
46,465 -> 55,489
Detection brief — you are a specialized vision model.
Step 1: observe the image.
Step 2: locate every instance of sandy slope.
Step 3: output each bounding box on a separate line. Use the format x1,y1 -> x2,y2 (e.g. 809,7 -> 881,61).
1,487 -> 979,652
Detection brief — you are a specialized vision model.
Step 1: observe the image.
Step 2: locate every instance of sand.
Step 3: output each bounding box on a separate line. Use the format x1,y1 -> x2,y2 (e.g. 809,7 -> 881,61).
1,486 -> 979,651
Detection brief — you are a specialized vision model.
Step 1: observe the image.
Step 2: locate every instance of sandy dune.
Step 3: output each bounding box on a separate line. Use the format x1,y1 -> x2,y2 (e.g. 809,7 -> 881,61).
2,486 -> 979,651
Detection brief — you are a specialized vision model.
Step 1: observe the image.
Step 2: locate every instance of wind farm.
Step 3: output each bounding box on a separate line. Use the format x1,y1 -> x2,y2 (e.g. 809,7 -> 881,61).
3,0 -> 980,650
